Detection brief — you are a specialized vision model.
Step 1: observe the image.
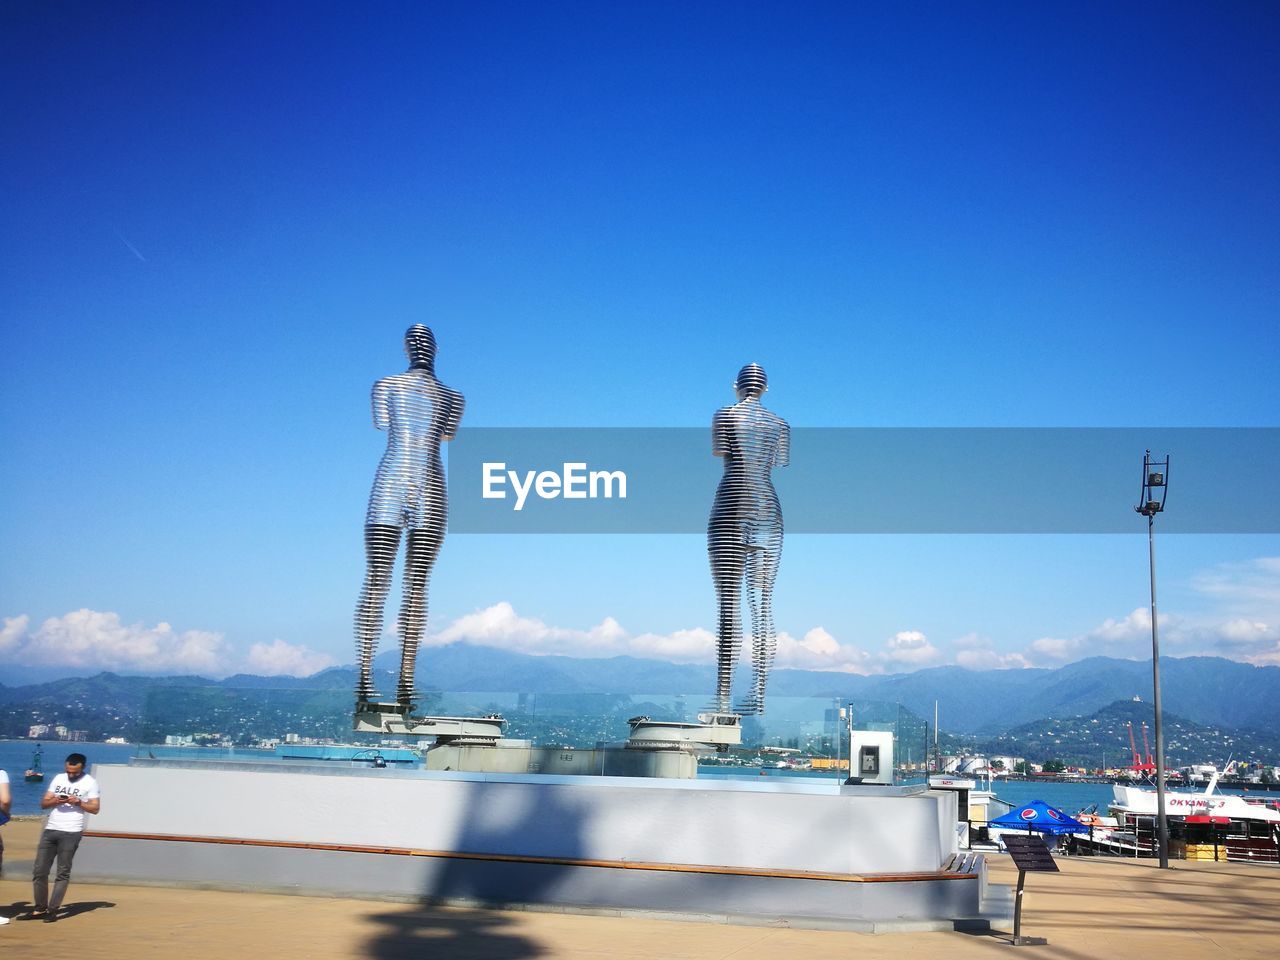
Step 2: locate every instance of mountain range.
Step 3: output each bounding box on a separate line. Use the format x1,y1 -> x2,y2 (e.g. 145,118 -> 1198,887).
975,697 -> 1277,769
1,647 -> 1275,741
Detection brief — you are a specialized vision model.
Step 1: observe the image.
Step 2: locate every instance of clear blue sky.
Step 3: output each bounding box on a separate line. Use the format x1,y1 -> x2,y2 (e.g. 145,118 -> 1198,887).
2,1 -> 1277,682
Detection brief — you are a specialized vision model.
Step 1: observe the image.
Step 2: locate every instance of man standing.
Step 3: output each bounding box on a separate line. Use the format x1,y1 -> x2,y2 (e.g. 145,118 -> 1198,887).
31,752 -> 100,922
0,765 -> 10,924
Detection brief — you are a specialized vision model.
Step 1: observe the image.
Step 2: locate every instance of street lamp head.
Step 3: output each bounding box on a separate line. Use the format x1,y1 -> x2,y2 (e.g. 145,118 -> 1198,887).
1136,451 -> 1169,519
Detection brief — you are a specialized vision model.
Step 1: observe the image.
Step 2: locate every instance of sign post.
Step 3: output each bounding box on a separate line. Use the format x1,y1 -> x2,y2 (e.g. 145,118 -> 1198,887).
1002,834 -> 1059,946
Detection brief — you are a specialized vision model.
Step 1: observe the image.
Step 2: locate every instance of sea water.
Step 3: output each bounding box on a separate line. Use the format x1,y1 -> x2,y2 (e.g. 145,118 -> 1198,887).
3,740 -> 1261,819
0,741 -> 272,816
697,767 -> 1263,816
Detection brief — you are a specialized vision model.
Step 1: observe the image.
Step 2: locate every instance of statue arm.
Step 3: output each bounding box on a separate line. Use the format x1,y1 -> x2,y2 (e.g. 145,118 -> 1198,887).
711,409 -> 729,458
371,380 -> 391,431
776,421 -> 790,468
443,389 -> 465,441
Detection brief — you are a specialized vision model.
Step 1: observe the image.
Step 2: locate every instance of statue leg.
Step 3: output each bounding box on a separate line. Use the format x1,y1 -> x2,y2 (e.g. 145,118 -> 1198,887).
709,529 -> 746,714
396,525 -> 443,707
740,527 -> 782,715
354,524 -> 401,703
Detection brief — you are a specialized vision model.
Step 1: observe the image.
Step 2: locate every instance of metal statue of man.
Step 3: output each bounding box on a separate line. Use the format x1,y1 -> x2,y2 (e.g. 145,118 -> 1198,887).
354,324 -> 464,709
707,363 -> 789,715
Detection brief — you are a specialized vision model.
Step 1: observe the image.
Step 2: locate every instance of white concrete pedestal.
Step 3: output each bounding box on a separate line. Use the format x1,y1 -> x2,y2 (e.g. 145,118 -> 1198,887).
74,760 -> 989,929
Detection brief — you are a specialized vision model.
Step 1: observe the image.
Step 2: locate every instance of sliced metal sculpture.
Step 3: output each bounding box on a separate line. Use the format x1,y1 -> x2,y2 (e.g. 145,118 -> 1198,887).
354,325 -> 464,709
707,363 -> 789,715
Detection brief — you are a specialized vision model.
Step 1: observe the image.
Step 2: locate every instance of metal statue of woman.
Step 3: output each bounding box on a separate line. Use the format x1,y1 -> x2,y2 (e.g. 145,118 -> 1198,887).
354,324 -> 464,709
707,363 -> 789,715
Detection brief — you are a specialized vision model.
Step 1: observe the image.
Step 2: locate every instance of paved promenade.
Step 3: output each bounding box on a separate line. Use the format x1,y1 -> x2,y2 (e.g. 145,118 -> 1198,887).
2,817 -> 1276,959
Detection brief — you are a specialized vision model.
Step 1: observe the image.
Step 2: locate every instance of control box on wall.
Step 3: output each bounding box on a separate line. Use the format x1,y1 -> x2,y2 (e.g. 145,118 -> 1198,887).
848,730 -> 895,785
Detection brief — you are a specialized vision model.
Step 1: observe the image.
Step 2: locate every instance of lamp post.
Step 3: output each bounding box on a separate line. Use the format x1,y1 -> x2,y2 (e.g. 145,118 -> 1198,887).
1135,450 -> 1170,868
846,702 -> 855,780
837,704 -> 846,780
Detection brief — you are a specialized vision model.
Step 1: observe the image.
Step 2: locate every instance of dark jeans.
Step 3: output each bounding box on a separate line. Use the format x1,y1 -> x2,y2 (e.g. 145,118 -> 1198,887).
32,828 -> 83,912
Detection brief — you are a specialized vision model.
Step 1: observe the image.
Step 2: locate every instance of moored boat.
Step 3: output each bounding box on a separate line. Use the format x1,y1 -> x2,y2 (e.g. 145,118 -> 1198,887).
1077,768 -> 1280,863
24,743 -> 44,783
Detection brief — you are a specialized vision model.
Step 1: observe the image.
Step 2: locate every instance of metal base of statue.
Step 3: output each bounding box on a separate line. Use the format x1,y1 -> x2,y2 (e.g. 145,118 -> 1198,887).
625,712 -> 742,751
352,702 -> 506,743
417,713 -> 738,779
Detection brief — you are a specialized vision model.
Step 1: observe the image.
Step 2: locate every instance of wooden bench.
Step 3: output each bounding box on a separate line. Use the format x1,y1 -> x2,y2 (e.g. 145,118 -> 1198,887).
942,851 -> 983,875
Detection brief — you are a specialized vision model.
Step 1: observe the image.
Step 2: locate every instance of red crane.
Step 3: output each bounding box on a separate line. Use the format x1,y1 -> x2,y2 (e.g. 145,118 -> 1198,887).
1127,721 -> 1155,773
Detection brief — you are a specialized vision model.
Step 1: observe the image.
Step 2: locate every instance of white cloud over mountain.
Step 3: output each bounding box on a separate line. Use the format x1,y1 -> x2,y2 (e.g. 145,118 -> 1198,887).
0,614 -> 30,654
245,639 -> 340,677
1,610 -> 335,678
775,626 -> 873,673
8,609 -> 230,675
1020,556 -> 1280,669
2,604 -> 939,678
953,634 -> 1033,670
431,601 -> 719,663
432,602 -> 630,658
880,630 -> 941,668
433,603 -> 937,675
5,555 -> 1279,679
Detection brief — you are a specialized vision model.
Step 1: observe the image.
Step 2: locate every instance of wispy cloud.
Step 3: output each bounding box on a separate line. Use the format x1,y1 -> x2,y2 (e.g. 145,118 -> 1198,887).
1023,607 -> 1280,668
1190,557 -> 1280,612
114,229 -> 147,262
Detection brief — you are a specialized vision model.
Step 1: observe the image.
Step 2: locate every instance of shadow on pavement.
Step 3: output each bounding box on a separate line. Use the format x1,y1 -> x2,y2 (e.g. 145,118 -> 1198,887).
60,900 -> 117,919
2,899 -> 116,922
364,905 -> 546,960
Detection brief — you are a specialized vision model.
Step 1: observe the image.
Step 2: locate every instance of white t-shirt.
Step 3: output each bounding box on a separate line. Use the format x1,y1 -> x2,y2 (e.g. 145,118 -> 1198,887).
45,772 -> 100,833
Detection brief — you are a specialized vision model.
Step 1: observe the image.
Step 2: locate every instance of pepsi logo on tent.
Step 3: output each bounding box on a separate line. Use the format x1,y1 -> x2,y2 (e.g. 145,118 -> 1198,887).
991,802 -> 1088,835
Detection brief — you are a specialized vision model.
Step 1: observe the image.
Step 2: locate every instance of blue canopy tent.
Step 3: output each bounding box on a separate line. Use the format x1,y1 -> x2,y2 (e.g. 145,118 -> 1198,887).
989,800 -> 1089,835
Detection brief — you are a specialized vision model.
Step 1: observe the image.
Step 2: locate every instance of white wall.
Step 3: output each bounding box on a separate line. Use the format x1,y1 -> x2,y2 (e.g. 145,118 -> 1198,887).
91,762 -> 955,874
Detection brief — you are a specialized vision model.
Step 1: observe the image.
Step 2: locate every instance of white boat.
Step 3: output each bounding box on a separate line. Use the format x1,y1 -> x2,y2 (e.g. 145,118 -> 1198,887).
1091,768 -> 1280,863
1110,768 -> 1280,823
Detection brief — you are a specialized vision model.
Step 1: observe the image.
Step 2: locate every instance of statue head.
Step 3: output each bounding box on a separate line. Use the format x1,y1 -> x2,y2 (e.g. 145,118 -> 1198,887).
404,324 -> 437,371
734,363 -> 768,400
